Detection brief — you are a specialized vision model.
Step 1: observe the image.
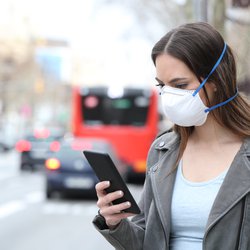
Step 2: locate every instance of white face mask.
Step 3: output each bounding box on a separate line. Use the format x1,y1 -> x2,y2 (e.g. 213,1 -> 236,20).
160,86 -> 209,127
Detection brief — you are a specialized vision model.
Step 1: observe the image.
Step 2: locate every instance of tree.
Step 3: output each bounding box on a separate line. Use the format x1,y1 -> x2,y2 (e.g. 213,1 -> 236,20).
96,0 -> 193,41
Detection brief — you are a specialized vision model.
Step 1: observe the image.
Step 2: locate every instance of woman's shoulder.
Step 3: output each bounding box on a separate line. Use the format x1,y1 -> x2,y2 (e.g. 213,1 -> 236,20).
152,129 -> 179,149
146,129 -> 180,168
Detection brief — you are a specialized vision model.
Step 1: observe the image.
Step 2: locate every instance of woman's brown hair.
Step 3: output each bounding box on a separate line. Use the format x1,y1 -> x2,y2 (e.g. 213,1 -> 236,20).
151,22 -> 250,165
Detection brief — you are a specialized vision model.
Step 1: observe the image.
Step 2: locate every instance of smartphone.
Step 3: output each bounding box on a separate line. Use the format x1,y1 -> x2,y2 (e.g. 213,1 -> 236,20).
83,150 -> 141,214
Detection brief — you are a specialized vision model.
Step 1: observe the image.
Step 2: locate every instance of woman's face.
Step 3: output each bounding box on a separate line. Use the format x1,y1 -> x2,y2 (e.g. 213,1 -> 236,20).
155,53 -> 215,104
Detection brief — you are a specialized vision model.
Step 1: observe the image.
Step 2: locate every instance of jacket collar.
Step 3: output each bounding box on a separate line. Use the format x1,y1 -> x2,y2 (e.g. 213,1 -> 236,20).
154,131 -> 180,152
205,137 -> 250,231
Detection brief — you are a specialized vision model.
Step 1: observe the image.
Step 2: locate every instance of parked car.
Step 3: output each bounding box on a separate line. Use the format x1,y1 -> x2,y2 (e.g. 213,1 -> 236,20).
0,129 -> 16,152
44,137 -> 125,199
0,140 -> 11,152
15,128 -> 64,171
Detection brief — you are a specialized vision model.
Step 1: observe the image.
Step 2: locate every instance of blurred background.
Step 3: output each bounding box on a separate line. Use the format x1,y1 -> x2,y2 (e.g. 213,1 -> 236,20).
0,0 -> 250,250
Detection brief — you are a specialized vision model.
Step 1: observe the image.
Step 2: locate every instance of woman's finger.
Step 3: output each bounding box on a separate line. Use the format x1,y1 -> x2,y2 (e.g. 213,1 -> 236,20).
95,181 -> 110,198
100,201 -> 131,216
100,201 -> 135,228
96,190 -> 124,208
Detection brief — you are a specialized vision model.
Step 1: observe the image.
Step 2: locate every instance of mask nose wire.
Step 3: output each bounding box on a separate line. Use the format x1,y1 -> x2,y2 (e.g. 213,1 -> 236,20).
192,43 -> 227,97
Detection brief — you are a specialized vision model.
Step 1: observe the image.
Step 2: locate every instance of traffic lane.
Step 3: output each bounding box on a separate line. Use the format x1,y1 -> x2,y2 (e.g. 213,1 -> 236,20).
0,185 -> 112,250
0,172 -> 143,250
0,201 -> 112,250
0,172 -> 110,250
0,173 -> 43,204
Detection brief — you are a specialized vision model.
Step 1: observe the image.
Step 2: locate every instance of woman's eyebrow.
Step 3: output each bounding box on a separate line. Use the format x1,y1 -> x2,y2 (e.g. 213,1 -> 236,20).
155,77 -> 188,85
169,77 -> 189,84
155,77 -> 164,84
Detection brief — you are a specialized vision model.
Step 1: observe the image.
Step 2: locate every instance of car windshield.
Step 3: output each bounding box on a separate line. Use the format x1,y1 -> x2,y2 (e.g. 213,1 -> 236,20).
56,146 -> 81,157
26,135 -> 59,142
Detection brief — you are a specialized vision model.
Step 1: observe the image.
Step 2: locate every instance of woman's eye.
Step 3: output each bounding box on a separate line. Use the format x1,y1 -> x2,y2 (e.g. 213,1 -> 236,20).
175,83 -> 188,89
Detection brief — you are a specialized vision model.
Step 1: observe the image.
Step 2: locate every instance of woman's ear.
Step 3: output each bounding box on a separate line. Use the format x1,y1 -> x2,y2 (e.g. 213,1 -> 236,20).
207,82 -> 217,92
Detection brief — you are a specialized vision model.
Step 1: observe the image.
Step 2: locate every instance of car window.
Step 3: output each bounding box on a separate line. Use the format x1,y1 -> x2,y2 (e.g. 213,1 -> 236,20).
26,135 -> 59,142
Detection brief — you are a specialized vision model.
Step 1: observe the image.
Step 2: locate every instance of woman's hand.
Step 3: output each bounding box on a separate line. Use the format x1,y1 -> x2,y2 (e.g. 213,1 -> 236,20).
95,181 -> 135,229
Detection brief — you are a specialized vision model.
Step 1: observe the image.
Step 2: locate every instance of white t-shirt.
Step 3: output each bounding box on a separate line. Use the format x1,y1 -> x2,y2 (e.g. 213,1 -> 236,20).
170,160 -> 228,250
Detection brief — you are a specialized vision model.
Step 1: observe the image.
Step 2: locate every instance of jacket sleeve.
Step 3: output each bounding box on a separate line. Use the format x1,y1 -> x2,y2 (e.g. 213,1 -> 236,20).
92,181 -> 149,250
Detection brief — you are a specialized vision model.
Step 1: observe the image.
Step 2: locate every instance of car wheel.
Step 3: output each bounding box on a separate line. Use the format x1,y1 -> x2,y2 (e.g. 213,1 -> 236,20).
46,189 -> 53,199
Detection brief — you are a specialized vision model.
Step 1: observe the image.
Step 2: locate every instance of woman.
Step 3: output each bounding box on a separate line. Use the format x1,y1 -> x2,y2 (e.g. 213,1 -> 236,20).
93,22 -> 250,250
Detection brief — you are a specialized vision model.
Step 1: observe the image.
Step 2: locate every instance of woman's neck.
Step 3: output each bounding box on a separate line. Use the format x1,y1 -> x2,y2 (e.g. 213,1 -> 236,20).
190,115 -> 242,145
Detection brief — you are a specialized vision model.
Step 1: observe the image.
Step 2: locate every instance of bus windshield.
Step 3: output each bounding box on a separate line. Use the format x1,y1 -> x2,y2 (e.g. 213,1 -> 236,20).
81,88 -> 151,126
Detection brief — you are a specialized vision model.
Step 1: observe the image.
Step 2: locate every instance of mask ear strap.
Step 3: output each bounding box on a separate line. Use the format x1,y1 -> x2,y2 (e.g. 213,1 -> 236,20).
193,43 -> 227,97
204,90 -> 238,113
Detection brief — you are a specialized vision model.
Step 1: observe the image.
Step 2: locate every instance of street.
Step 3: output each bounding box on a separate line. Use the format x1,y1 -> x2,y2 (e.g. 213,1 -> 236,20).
0,151 -> 143,250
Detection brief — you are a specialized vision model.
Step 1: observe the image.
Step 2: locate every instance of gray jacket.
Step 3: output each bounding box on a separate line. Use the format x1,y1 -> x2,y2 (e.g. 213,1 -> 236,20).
93,131 -> 250,250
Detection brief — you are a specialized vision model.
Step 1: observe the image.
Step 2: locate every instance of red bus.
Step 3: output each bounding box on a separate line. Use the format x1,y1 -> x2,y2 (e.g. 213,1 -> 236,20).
71,86 -> 158,181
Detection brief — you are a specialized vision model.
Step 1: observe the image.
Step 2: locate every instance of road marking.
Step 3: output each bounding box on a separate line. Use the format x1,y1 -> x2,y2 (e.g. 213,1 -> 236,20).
71,204 -> 84,215
0,200 -> 26,219
0,173 -> 18,182
25,192 -> 44,203
0,190 -> 99,219
42,203 -> 75,215
86,204 -> 98,216
0,191 -> 44,220
41,202 -> 97,216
